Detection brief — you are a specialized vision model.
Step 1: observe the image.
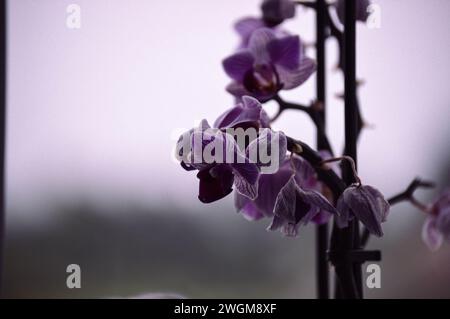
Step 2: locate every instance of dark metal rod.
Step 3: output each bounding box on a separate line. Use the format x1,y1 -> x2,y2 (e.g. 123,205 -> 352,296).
315,0 -> 329,300
343,0 -> 363,298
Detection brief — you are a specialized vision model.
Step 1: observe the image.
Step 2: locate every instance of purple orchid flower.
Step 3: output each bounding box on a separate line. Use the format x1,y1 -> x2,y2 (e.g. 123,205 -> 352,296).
214,95 -> 271,129
234,17 -> 288,49
233,0 -> 295,48
261,0 -> 296,27
178,121 -> 259,203
223,28 -> 316,102
336,184 -> 390,237
235,156 -> 338,236
422,189 -> 450,251
176,96 -> 287,204
335,0 -> 372,24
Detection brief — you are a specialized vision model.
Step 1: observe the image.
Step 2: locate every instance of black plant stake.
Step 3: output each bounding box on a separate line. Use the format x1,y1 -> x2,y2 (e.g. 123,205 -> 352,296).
315,0 -> 329,300
341,0 -> 363,298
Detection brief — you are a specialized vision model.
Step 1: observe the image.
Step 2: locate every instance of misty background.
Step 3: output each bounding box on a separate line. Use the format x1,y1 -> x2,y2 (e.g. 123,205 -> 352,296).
4,0 -> 450,298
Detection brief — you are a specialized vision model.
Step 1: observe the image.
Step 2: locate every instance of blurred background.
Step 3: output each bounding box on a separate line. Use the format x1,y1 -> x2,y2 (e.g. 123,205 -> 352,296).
4,0 -> 450,298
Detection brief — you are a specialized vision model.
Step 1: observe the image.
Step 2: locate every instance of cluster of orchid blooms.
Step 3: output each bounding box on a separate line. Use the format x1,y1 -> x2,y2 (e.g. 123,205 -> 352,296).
175,0 -> 449,252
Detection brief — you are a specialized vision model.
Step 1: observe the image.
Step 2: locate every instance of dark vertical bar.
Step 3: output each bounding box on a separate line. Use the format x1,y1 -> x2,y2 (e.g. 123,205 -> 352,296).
343,0 -> 363,298
315,0 -> 329,300
344,1 -> 357,164
0,0 -> 7,297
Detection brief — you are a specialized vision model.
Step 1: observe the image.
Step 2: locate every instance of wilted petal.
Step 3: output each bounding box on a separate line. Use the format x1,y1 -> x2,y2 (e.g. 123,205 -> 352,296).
223,51 -> 255,82
267,215 -> 285,232
340,185 -> 389,237
268,35 -> 301,69
248,28 -> 276,64
273,176 -> 298,223
422,217 -> 444,251
290,156 -> 318,189
271,176 -> 337,236
235,191 -> 264,221
276,57 -> 316,90
296,186 -> 338,224
282,223 -> 299,237
233,167 -> 259,199
255,167 -> 293,217
336,195 -> 352,228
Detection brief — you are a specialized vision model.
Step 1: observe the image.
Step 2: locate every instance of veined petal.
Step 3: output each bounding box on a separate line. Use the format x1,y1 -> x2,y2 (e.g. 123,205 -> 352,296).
235,17 -> 265,36
232,164 -> 259,200
276,57 -> 316,90
248,28 -> 276,64
272,176 -> 337,236
290,156 -> 318,190
235,191 -> 265,221
268,35 -> 301,70
297,187 -> 338,218
222,50 -> 255,82
342,185 -> 389,237
253,167 -> 291,218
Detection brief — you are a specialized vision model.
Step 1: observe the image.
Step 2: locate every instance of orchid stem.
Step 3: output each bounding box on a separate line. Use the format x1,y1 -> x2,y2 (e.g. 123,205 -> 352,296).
331,0 -> 362,299
320,156 -> 361,186
315,0 -> 329,300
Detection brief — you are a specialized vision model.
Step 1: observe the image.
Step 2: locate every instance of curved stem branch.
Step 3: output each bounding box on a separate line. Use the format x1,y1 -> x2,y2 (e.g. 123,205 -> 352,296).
271,95 -> 334,155
320,156 -> 361,186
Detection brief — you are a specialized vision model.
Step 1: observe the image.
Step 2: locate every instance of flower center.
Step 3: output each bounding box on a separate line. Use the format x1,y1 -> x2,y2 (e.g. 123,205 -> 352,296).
243,64 -> 280,97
